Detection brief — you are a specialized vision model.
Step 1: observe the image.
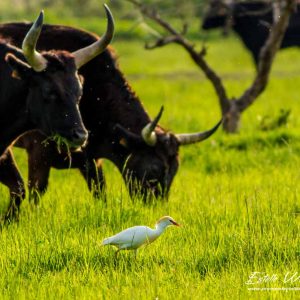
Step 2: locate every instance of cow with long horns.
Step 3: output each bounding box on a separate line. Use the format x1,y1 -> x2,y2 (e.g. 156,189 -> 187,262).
0,5 -> 114,221
0,21 -> 221,205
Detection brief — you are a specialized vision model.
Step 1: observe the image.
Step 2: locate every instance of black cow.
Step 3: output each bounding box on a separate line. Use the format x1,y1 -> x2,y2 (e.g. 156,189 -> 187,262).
0,6 -> 114,222
0,21 -> 221,207
202,0 -> 300,65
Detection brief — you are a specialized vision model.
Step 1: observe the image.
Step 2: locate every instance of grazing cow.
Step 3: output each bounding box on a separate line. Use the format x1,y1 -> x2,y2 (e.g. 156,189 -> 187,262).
202,0 -> 300,65
0,21 -> 221,205
0,5 -> 114,221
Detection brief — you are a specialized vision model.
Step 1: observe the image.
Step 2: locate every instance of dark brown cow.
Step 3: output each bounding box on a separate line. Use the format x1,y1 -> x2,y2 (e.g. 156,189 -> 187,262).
202,1 -> 300,65
0,5 -> 114,222
0,21 -> 221,206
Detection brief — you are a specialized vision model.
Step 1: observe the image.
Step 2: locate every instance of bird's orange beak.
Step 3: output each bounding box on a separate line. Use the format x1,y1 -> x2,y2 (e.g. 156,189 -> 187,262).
171,220 -> 180,227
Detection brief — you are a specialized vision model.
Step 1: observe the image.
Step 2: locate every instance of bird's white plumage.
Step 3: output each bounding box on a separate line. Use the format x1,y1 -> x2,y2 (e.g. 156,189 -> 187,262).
102,216 -> 179,253
102,226 -> 157,250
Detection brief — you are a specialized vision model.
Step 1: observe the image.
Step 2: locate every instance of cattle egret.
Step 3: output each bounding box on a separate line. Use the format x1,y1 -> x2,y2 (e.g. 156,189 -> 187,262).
102,216 -> 180,256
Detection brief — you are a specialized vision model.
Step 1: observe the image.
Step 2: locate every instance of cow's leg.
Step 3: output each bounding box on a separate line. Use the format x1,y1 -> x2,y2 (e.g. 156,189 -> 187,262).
27,148 -> 51,205
0,148 -> 26,223
78,157 -> 106,201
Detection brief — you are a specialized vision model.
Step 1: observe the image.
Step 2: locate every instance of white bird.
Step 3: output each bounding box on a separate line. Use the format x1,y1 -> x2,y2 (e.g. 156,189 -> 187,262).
102,216 -> 180,256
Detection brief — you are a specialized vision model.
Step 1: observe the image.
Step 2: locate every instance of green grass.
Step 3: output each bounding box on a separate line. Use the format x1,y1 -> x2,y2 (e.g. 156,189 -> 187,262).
1,12 -> 300,299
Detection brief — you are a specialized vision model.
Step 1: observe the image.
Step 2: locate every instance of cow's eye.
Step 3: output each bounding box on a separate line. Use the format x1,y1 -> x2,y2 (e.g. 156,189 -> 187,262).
48,93 -> 57,101
43,91 -> 58,104
44,87 -> 58,100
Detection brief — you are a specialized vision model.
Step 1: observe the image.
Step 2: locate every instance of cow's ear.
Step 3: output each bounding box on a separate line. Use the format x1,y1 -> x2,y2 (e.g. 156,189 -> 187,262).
118,136 -> 140,150
5,53 -> 33,80
114,124 -> 145,149
119,137 -> 129,148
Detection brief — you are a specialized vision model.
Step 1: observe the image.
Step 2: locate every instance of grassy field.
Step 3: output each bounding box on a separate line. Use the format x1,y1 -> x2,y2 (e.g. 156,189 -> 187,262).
1,11 -> 300,299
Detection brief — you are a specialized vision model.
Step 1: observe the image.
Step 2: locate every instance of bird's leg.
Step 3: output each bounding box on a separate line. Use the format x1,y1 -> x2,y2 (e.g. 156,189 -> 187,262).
134,249 -> 138,259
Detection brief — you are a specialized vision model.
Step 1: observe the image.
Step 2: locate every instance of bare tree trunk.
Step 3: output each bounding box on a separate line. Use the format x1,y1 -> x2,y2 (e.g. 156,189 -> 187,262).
222,99 -> 240,133
127,0 -> 296,133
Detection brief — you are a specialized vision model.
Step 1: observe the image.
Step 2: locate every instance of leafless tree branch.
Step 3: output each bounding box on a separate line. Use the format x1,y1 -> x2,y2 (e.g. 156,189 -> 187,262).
127,0 -> 296,132
145,36 -> 180,49
126,0 -> 230,113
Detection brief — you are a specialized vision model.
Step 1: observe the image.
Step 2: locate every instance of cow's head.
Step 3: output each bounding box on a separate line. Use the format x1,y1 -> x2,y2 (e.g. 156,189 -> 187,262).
115,107 -> 222,201
202,0 -> 233,30
5,5 -> 114,148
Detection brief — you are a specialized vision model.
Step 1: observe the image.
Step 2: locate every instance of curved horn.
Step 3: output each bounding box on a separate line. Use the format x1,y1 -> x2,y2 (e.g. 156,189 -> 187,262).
141,106 -> 164,146
176,119 -> 222,145
73,4 -> 114,69
22,11 -> 48,72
